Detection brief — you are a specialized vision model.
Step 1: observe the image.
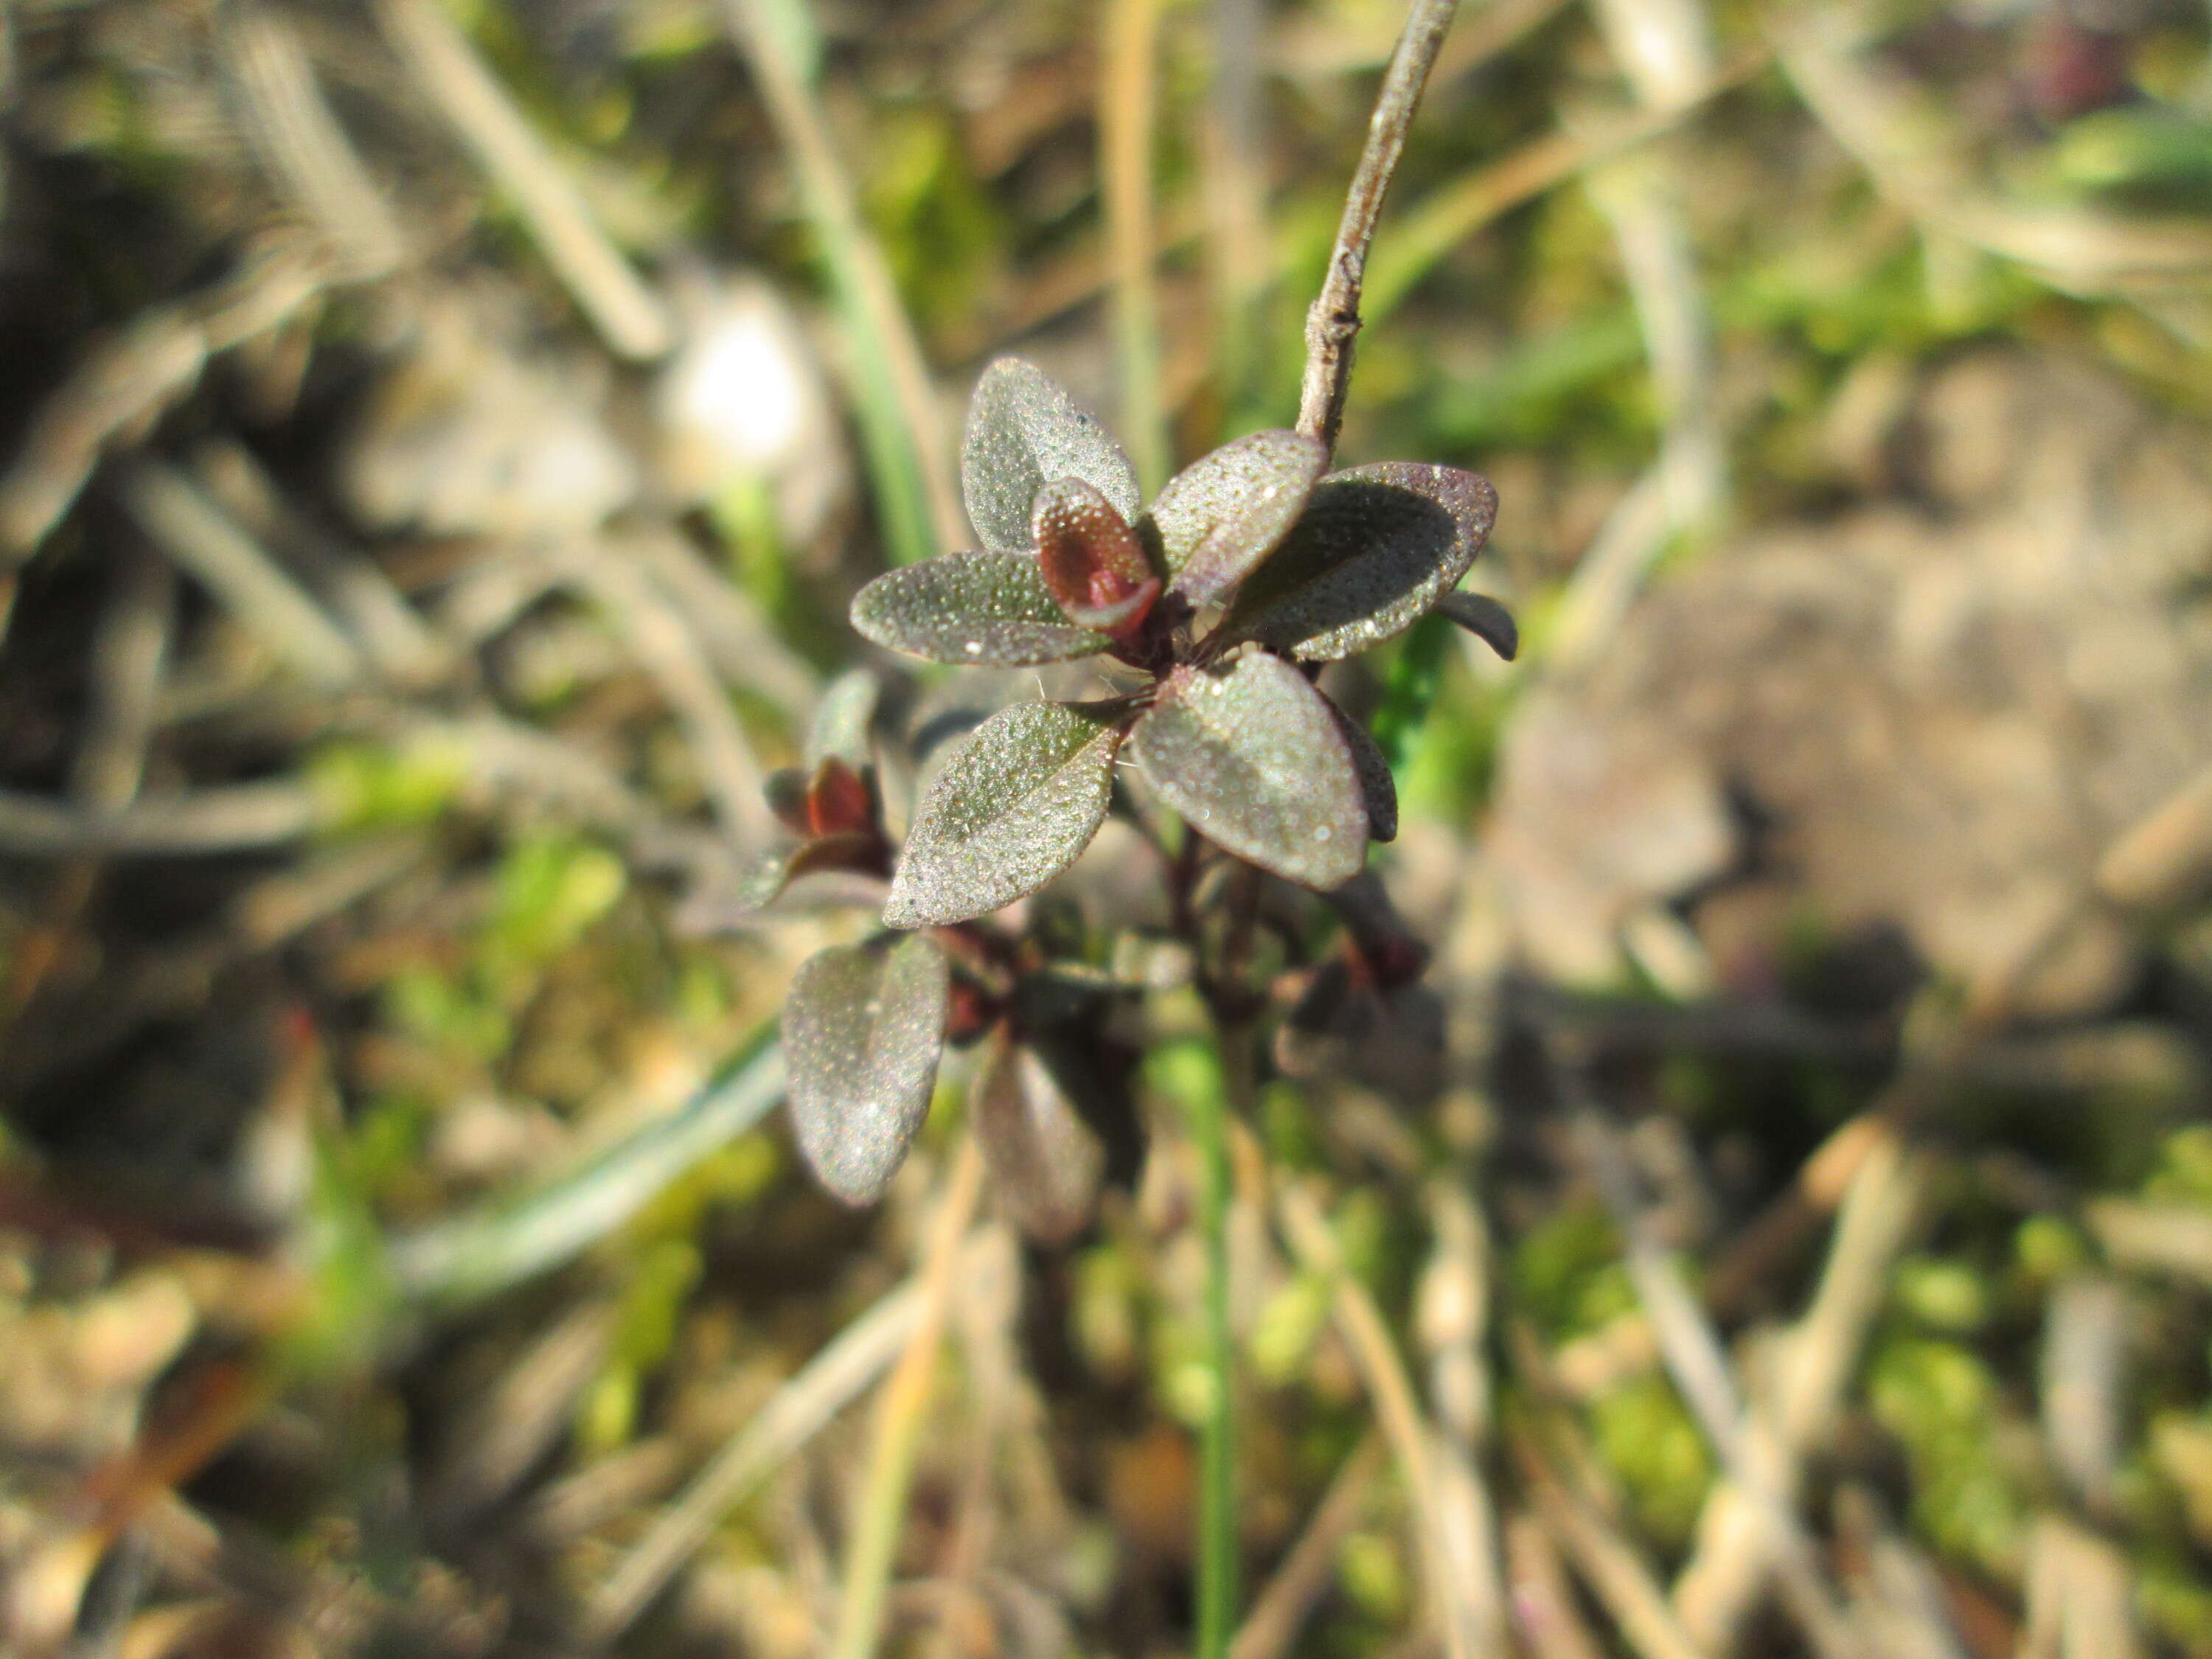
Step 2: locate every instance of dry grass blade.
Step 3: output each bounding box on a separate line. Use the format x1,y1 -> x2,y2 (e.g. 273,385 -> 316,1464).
1834,1486 -> 1971,1659
1102,0 -> 1169,493
830,1136 -> 987,1659
1515,1425 -> 1711,1659
2021,1517 -> 2144,1659
552,536 -> 776,851
1669,1125 -> 1927,1658
2041,1276 -> 2126,1517
196,441 -> 451,688
2095,759 -> 2212,910
0,239 -> 331,563
1228,1434 -> 1385,1659
583,1264 -> 947,1641
1276,1178 -> 1502,1659
0,779 -> 321,857
220,5 -> 406,279
2084,1199 -> 2212,1287
1361,47 -> 1767,327
1575,1106 -> 1863,1659
426,1302 -> 617,1526
374,0 -> 672,360
118,460 -> 365,688
388,1038 -> 785,1307
1776,6 -> 2212,291
627,528 -> 820,720
725,0 -> 962,565
1504,1511 -> 1610,1659
73,546 -> 175,815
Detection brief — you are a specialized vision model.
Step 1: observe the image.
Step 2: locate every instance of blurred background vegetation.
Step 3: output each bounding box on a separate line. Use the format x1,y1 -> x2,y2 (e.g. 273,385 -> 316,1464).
1,0 -> 2210,1655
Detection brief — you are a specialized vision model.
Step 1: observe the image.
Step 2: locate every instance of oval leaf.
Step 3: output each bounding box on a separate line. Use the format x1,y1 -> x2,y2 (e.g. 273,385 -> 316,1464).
962,359 -> 1141,555
784,936 -> 950,1204
1129,653 -> 1367,888
1147,429 -> 1326,603
1329,700 -> 1398,843
805,667 -> 883,771
1032,476 -> 1160,636
1435,589 -> 1519,661
1221,463 -> 1498,661
851,552 -> 1109,666
884,700 -> 1124,928
971,1028 -> 1105,1245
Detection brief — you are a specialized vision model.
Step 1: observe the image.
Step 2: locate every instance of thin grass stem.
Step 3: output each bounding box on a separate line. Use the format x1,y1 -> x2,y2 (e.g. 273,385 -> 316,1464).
1102,0 -> 1170,494
830,1135 -> 987,1659
1192,1024 -> 1244,1659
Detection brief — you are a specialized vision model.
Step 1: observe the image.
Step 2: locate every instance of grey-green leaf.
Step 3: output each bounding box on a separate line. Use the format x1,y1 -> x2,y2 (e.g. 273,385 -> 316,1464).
961,359 -> 1141,555
783,936 -> 949,1204
851,552 -> 1110,666
1148,429 -> 1325,602
1435,589 -> 1519,661
1129,653 -> 1367,888
971,1029 -> 1105,1244
883,700 -> 1123,928
1329,701 -> 1398,843
1222,463 -> 1498,661
805,667 -> 883,771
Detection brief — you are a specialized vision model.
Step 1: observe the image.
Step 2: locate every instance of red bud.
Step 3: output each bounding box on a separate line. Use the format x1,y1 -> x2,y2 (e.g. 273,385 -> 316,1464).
1032,476 -> 1158,642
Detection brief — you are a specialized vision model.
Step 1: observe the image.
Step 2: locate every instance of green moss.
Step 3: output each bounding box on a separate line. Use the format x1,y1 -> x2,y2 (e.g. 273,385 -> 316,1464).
1590,1374 -> 1714,1552
1868,1337 -> 2029,1577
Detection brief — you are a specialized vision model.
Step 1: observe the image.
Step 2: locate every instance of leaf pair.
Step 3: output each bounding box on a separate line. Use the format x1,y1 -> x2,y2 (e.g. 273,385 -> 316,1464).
885,651 -> 1380,926
847,358 -> 1506,928
783,934 -> 1110,1238
855,360 -> 1330,669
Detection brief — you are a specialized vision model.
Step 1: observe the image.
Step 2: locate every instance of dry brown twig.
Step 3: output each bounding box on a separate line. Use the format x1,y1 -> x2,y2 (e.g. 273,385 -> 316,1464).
1297,0 -> 1462,458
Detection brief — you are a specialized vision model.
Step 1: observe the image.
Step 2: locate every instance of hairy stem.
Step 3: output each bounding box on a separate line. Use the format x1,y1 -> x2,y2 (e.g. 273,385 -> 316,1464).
1295,0 -> 1461,459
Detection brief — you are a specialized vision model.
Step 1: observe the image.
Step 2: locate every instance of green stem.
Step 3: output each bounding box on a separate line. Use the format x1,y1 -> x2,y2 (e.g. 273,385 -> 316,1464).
1190,1020 -> 1247,1659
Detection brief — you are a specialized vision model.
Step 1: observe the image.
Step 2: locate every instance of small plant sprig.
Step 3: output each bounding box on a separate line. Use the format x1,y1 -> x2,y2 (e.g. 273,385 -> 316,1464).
759,350 -> 1514,1217
743,7 -> 1502,1649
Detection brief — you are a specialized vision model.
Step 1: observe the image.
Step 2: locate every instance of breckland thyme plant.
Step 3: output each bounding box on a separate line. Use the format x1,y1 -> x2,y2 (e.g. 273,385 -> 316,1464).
742,1 -> 1502,1646
762,356 -> 1516,1211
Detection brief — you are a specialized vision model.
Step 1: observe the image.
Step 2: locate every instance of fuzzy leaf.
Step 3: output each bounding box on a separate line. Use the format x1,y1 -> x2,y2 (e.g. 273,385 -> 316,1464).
1329,702 -> 1398,843
961,359 -> 1140,555
1222,463 -> 1498,661
1032,476 -> 1160,636
1435,589 -> 1519,661
851,552 -> 1110,666
805,668 -> 882,771
971,1028 -> 1105,1244
1147,429 -> 1326,602
1129,653 -> 1366,888
884,701 -> 1124,928
783,936 -> 949,1204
